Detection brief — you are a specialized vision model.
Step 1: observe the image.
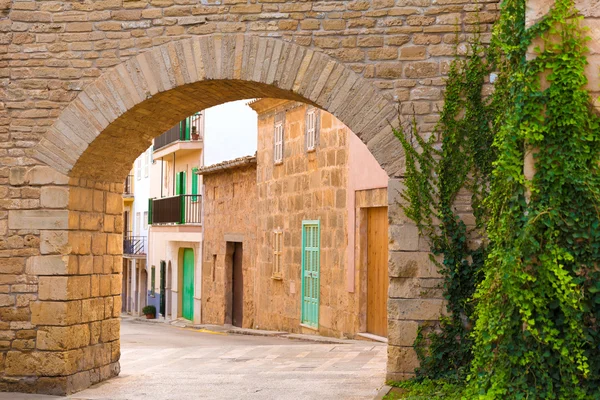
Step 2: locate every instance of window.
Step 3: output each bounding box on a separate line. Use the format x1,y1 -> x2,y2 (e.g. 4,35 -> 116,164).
151,266 -> 156,297
306,107 -> 318,151
274,112 -> 285,164
136,157 -> 142,180
144,149 -> 150,178
273,230 -> 283,279
135,212 -> 141,236
143,212 -> 148,230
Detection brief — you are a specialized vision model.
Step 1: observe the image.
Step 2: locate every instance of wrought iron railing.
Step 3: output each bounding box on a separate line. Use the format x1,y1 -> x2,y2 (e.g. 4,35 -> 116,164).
154,124 -> 181,151
150,195 -> 202,225
153,114 -> 203,151
123,174 -> 134,196
123,235 -> 146,255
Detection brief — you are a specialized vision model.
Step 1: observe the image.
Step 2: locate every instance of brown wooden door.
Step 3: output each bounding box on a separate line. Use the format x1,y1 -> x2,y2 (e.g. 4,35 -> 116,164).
232,242 -> 244,328
367,207 -> 389,337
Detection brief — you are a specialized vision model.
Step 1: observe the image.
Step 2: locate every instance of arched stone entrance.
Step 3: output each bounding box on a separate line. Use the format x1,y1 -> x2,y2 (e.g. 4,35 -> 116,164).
3,34 -> 427,395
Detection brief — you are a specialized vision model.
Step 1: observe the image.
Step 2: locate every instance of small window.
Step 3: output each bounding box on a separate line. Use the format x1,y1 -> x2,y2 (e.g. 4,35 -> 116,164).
143,212 -> 148,230
144,149 -> 150,178
306,108 -> 318,152
136,157 -> 142,180
274,112 -> 285,164
273,230 -> 283,279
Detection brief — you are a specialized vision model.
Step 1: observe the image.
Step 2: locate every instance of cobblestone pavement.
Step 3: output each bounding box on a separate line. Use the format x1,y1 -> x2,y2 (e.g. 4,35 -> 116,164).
2,318 -> 387,400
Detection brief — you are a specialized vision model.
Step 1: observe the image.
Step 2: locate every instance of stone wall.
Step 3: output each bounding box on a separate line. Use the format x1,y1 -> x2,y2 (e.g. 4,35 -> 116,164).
201,160 -> 258,328
3,0 -> 597,394
0,170 -> 121,394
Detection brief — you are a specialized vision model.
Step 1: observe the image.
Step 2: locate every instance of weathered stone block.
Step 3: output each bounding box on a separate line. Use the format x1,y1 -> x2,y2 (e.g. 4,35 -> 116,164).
40,187 -> 69,208
31,300 -> 82,326
40,230 -> 70,255
389,251 -> 441,278
8,210 -> 69,230
0,258 -> 25,274
37,325 -> 91,350
38,276 -> 91,300
387,345 -> 419,374
388,299 -> 446,321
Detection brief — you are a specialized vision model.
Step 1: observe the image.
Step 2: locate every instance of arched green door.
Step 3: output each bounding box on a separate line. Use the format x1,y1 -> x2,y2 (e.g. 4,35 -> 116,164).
182,248 -> 194,321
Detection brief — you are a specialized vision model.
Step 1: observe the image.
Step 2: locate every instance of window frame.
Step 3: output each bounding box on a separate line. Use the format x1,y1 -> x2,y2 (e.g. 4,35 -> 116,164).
273,112 -> 285,165
272,230 -> 283,280
136,157 -> 142,180
305,107 -> 318,152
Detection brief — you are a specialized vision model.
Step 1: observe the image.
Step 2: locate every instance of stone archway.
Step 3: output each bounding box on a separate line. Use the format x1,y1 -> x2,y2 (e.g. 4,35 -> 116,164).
3,34 -> 427,395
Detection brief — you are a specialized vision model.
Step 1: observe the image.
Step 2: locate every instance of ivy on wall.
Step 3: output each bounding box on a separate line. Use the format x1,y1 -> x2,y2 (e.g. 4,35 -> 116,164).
395,0 -> 600,397
394,32 -> 495,380
468,0 -> 600,397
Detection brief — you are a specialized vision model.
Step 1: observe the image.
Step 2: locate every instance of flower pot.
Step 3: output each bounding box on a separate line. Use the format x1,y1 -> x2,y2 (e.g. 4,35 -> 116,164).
145,314 -> 155,319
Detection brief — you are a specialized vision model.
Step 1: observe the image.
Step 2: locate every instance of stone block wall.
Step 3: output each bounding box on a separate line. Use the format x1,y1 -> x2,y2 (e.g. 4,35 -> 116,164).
201,161 -> 258,328
3,0 -> 597,394
0,168 -> 120,394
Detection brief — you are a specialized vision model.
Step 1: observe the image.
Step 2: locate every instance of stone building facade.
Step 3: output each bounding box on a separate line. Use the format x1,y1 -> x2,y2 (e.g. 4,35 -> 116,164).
200,156 -> 258,328
0,0 -> 597,395
200,99 -> 389,340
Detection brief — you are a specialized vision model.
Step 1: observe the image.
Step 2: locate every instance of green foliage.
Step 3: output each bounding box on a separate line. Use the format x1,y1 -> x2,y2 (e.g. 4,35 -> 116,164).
467,0 -> 600,398
393,31 -> 494,380
386,379 -> 465,400
395,0 -> 600,397
142,305 -> 156,316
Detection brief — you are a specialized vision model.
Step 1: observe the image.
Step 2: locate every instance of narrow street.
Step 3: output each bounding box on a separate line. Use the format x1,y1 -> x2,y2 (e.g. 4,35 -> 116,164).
2,318 -> 386,400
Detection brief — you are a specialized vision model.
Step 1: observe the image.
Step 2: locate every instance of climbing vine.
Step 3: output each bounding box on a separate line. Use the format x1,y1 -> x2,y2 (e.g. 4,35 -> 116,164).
394,31 -> 495,380
395,0 -> 600,397
467,0 -> 600,398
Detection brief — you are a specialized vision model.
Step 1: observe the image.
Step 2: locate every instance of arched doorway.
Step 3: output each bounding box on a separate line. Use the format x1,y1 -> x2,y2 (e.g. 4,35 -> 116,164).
10,34 -> 413,395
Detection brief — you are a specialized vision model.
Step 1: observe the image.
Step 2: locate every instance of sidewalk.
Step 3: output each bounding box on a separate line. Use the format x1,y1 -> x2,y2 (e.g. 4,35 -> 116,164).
125,313 -> 373,345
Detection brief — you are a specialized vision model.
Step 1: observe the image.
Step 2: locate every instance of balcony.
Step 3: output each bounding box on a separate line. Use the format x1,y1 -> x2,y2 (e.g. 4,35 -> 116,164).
123,175 -> 134,201
150,195 -> 202,226
153,114 -> 203,159
123,235 -> 146,257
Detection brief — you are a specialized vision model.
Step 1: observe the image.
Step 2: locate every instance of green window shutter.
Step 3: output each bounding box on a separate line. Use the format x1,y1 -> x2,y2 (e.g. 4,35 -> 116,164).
148,198 -> 153,225
181,118 -> 190,141
301,220 -> 320,327
175,171 -> 186,195
191,167 -> 198,201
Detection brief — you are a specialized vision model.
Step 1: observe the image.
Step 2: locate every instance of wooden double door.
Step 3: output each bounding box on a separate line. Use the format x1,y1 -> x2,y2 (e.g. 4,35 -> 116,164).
367,207 -> 389,338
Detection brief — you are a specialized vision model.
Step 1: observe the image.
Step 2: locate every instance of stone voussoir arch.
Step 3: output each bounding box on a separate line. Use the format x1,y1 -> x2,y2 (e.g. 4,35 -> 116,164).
33,33 -> 403,183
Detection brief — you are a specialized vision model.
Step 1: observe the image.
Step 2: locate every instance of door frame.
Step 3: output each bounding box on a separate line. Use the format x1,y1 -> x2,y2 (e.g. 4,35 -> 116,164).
355,188 -> 389,341
223,240 -> 243,325
300,220 -> 321,328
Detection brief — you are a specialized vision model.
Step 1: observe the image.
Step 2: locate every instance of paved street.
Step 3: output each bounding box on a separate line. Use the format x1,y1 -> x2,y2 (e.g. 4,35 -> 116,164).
2,318 -> 386,400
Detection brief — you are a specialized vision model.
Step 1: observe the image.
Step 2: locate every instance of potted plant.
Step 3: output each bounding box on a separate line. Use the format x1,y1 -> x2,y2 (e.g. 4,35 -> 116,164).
142,305 -> 156,319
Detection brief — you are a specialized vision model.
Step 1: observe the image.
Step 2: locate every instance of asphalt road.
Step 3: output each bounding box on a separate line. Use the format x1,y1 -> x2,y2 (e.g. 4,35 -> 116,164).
2,318 -> 386,400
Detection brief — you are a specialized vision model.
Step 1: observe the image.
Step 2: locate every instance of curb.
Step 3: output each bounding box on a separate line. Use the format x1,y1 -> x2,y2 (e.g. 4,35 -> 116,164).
373,385 -> 392,400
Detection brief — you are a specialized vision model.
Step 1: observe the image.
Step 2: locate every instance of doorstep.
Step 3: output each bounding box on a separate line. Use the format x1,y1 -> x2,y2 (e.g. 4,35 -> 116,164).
357,332 -> 388,343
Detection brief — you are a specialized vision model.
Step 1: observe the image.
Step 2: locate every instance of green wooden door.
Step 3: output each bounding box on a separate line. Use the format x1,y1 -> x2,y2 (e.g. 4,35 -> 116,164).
301,220 -> 320,327
182,248 -> 194,321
